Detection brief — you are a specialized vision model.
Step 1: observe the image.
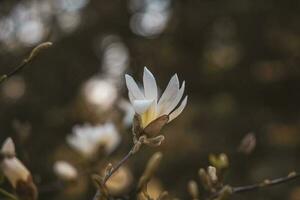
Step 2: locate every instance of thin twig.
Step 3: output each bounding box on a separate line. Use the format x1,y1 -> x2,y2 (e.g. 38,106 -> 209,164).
103,150 -> 134,183
209,172 -> 300,199
0,42 -> 53,84
92,149 -> 135,200
232,172 -> 300,193
0,188 -> 18,200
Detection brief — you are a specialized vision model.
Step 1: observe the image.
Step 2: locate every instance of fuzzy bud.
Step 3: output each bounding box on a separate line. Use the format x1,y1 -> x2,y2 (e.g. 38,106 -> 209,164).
53,161 -> 78,181
209,153 -> 229,170
138,152 -> 163,190
238,133 -> 256,155
187,180 -> 199,199
1,138 -> 37,200
207,166 -> 218,183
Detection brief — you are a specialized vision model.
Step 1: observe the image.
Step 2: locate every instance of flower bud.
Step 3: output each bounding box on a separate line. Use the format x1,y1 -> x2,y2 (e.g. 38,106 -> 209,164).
187,180 -> 199,199
0,138 -> 37,200
207,166 -> 218,183
209,153 -> 229,170
53,161 -> 78,181
238,132 -> 256,155
138,152 -> 163,190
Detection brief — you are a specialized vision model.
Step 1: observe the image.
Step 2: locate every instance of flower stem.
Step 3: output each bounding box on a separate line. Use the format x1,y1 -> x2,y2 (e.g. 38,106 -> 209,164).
209,172 -> 300,199
0,42 -> 52,84
103,150 -> 134,183
232,172 -> 300,193
0,188 -> 18,200
92,146 -> 137,200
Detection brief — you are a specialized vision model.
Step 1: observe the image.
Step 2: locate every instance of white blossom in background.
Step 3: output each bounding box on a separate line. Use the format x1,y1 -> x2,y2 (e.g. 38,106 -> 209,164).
53,161 -> 78,181
16,18 -> 45,46
100,35 -> 129,80
0,138 -> 31,188
118,99 -> 135,127
0,0 -> 89,51
82,77 -> 118,111
67,123 -> 121,158
125,67 -> 188,129
129,0 -> 172,38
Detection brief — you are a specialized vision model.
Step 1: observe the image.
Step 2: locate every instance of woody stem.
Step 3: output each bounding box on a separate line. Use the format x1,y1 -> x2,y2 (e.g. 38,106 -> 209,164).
103,150 -> 134,183
92,144 -> 141,200
0,42 -> 52,84
232,172 -> 300,193
0,188 -> 18,200
209,172 -> 300,199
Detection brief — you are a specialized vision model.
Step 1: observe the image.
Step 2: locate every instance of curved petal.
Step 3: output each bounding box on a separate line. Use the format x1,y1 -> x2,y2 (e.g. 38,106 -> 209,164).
133,99 -> 153,115
162,81 -> 185,115
143,67 -> 158,101
125,74 -> 144,100
1,138 -> 15,155
128,92 -> 135,105
168,95 -> 188,122
1,158 -> 30,187
158,74 -> 179,114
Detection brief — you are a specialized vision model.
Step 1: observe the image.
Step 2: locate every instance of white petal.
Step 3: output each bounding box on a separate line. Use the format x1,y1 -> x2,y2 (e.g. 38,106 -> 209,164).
143,67 -> 158,101
133,99 -> 153,115
168,96 -> 188,122
163,81 -> 185,115
53,161 -> 78,181
125,74 -> 144,100
158,74 -> 179,114
1,158 -> 30,187
128,92 -> 135,105
1,138 -> 15,155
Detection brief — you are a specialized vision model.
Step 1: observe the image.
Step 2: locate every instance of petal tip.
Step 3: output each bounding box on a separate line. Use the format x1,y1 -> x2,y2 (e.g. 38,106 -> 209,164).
1,137 -> 15,155
125,74 -> 130,79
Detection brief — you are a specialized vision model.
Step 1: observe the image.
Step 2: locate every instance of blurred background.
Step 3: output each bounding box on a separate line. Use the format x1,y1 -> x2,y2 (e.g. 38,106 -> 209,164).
0,0 -> 300,199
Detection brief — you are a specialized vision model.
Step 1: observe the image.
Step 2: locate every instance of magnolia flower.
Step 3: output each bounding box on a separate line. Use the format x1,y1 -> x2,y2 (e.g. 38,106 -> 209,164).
82,77 -> 118,111
125,67 -> 187,134
0,138 -> 37,200
1,138 -> 30,188
53,161 -> 78,181
67,123 -> 121,158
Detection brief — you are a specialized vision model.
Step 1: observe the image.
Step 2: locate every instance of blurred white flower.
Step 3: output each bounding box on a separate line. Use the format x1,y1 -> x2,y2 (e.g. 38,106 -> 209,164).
118,99 -> 135,127
2,76 -> 26,100
0,138 -> 30,188
101,36 -> 129,80
129,0 -> 172,38
57,12 -> 81,33
1,137 -> 15,156
125,67 -> 187,129
16,19 -> 45,46
54,0 -> 89,12
83,77 -> 118,111
53,161 -> 78,181
67,123 -> 121,158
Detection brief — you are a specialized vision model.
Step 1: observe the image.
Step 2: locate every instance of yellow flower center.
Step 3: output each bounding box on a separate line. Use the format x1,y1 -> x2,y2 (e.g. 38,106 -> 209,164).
141,106 -> 157,128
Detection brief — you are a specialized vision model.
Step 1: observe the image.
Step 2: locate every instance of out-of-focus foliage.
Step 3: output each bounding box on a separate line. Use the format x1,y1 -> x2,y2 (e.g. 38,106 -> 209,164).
1,0 -> 300,199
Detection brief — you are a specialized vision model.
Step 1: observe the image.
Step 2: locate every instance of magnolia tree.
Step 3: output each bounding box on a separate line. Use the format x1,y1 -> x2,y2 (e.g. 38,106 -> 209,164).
0,43 -> 299,200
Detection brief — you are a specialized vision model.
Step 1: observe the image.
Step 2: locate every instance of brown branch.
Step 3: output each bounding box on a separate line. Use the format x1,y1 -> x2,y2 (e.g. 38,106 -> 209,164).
92,148 -> 136,200
103,150 -> 134,183
0,42 -> 53,84
232,172 -> 300,193
209,172 -> 300,199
